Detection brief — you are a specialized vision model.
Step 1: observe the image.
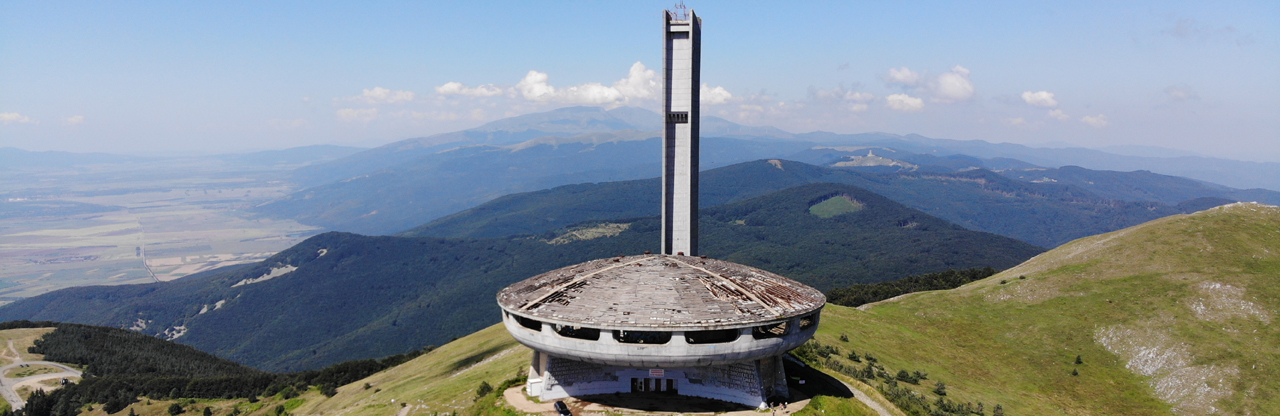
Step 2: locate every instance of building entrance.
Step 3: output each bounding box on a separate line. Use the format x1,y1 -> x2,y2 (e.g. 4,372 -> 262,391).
630,378 -> 678,394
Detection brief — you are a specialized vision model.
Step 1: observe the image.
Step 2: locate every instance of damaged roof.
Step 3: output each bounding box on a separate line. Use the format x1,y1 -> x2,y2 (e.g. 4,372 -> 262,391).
497,254 -> 826,330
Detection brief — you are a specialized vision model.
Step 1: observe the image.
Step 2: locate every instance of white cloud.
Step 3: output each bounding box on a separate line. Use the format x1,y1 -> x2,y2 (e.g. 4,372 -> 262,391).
512,62 -> 671,106
701,84 -> 732,104
930,65 -> 974,103
811,86 -> 875,104
435,82 -> 503,97
848,103 -> 869,112
1164,84 -> 1199,101
1,113 -> 34,125
559,82 -> 625,105
885,94 -> 924,112
1081,114 -> 1109,128
353,87 -> 416,104
470,108 -> 486,121
884,67 -> 922,86
1048,109 -> 1070,121
65,115 -> 85,125
515,71 -> 558,101
1021,91 -> 1058,107
613,62 -> 660,100
1006,117 -> 1026,125
336,108 -> 379,122
1162,17 -> 1254,46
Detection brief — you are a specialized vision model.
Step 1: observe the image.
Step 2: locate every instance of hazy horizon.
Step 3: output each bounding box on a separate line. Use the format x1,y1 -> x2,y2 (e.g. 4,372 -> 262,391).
3,1 -> 1277,161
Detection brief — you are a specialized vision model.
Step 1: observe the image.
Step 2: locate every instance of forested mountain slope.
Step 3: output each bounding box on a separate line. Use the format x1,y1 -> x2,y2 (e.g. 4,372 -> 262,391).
407,159 -> 1227,248
0,183 -> 1039,371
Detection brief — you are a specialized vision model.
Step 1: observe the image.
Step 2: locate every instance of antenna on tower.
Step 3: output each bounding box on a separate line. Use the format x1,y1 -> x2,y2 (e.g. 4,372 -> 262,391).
670,2 -> 689,20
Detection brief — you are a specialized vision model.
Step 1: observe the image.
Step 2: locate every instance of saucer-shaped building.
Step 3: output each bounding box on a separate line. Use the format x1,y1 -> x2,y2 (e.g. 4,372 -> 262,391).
496,7 -> 826,408
498,254 -> 825,406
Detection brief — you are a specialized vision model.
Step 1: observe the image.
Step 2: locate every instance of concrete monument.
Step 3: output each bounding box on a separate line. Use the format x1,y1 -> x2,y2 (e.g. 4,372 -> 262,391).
496,6 -> 826,408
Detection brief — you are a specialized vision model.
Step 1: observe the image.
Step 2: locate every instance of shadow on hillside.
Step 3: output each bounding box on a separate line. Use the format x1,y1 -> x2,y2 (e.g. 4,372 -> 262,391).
784,357 -> 855,399
577,392 -> 755,413
446,344 -> 510,373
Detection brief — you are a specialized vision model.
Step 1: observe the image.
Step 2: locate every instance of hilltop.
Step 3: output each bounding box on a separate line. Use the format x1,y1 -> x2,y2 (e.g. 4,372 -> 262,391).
810,202 -> 1280,414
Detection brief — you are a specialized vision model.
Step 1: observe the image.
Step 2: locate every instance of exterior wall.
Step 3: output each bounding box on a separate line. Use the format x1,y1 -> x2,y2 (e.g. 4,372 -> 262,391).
537,356 -> 773,408
661,11 -> 701,256
502,310 -> 820,367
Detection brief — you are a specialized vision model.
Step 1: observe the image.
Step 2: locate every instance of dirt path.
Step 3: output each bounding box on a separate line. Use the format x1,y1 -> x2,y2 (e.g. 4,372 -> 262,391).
6,341 -> 23,364
839,380 -> 893,416
0,361 -> 82,410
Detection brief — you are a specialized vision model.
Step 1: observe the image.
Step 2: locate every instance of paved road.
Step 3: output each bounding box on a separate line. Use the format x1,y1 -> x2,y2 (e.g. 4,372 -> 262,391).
0,341 -> 82,410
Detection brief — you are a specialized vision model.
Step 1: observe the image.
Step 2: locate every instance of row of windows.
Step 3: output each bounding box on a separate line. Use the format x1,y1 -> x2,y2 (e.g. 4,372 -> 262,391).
509,312 -> 819,345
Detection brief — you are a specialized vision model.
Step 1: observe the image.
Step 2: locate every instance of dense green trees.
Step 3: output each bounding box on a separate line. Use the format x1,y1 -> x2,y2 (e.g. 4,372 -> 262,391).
827,267 -> 998,307
0,184 -> 1039,372
16,323 -> 433,416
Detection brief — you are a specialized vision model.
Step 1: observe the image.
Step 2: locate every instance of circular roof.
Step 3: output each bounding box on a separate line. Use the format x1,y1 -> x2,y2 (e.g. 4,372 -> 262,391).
497,254 -> 826,330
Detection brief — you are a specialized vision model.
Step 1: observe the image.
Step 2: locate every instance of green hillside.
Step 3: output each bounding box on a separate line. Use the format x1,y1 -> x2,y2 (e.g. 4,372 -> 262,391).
407,159 -> 1226,248
814,202 -> 1280,414
0,183 -> 1040,372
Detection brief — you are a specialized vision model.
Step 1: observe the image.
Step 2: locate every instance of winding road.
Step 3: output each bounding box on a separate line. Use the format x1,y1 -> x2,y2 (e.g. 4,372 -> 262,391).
0,341 -> 82,410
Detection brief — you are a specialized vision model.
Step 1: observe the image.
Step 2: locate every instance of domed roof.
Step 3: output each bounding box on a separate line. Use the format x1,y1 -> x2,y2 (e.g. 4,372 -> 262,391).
497,254 -> 825,330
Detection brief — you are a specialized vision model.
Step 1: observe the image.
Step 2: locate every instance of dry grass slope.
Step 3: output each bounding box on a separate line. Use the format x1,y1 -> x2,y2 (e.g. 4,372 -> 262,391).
826,202 -> 1280,415
294,324 -> 531,416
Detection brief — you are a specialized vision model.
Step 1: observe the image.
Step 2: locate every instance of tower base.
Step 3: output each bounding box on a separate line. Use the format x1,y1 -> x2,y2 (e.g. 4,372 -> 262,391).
525,353 -> 789,409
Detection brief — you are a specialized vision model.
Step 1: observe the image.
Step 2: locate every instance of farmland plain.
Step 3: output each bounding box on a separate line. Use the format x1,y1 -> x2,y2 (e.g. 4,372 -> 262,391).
1,158 -> 324,302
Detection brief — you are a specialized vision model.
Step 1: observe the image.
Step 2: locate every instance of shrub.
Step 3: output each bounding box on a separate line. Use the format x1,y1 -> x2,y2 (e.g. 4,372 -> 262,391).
168,404 -> 184,416
476,381 -> 494,398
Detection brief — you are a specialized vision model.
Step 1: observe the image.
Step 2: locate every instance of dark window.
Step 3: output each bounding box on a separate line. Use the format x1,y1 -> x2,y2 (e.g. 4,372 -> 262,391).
685,329 -> 740,344
514,315 -> 542,331
666,112 -> 689,123
752,321 -> 789,339
799,313 -> 819,330
553,324 -> 600,341
613,330 -> 672,344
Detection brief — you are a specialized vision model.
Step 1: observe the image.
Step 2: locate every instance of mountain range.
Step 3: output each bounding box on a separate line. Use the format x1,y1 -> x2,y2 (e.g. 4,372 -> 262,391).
246,106 -> 1280,237
23,201 -> 1276,416
0,182 -> 1041,371
407,159 -> 1244,248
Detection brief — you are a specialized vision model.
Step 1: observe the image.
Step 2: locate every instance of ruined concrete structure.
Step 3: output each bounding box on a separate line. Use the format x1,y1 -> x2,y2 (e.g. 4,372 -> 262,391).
497,7 -> 825,408
661,6 -> 701,257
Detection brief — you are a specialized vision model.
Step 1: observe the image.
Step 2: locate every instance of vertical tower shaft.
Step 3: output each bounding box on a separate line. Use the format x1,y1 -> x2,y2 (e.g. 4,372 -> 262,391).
662,8 -> 701,256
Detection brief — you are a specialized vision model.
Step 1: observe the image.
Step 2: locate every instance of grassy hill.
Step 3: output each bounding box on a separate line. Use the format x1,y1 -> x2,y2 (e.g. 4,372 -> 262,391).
407,159 -> 1228,248
0,183 -> 1040,372
811,202 -> 1280,414
55,323 -> 884,416
43,204 -> 1280,416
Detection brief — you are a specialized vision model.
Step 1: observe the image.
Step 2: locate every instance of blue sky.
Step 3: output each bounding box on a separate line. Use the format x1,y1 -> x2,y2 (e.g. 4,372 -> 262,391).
2,1 -> 1277,161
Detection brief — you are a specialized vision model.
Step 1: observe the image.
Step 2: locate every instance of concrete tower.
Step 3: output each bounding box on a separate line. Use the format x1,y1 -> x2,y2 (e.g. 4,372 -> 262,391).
496,8 -> 825,409
661,6 -> 701,256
